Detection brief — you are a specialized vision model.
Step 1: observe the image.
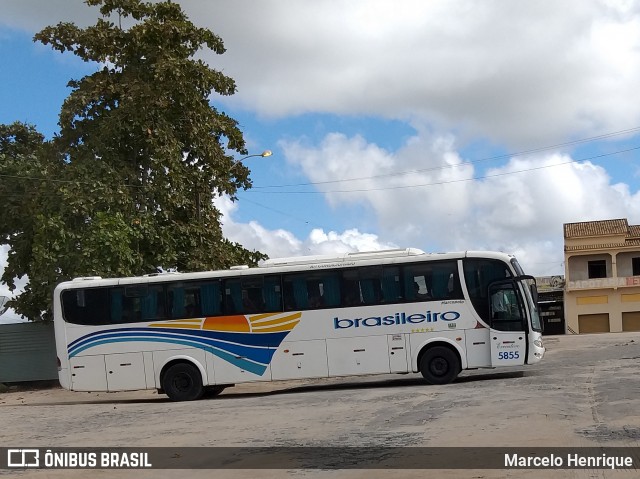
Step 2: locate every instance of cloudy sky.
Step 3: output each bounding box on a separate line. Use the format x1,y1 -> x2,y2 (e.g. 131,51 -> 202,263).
2,0 -> 640,321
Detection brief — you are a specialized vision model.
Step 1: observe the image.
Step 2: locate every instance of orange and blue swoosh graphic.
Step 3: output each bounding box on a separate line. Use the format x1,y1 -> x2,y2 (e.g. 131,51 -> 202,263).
67,312 -> 301,376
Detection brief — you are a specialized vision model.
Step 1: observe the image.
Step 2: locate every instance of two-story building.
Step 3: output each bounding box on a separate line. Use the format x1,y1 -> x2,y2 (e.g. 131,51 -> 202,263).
564,218 -> 640,334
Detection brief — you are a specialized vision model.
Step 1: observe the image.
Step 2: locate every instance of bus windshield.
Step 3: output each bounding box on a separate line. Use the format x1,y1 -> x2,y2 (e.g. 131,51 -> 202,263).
519,276 -> 542,332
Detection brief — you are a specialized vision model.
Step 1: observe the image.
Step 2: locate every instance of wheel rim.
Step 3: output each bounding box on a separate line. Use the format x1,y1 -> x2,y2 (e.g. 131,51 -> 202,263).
173,373 -> 192,392
430,357 -> 449,377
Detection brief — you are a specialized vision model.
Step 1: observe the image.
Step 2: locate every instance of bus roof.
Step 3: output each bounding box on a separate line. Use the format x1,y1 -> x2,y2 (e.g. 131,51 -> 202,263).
259,248 -> 426,267
56,249 -> 517,290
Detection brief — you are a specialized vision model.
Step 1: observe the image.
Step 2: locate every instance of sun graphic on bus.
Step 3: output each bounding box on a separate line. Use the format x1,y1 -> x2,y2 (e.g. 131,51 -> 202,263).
151,311 -> 301,334
203,312 -> 301,333
145,312 -> 302,375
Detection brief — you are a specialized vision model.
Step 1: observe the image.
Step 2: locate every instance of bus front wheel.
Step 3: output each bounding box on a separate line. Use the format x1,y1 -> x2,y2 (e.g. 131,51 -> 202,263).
162,363 -> 204,401
419,346 -> 460,385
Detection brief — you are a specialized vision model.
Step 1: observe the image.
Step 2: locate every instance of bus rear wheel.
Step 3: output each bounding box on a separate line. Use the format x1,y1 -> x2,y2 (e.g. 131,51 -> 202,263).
419,346 -> 460,385
162,363 -> 204,401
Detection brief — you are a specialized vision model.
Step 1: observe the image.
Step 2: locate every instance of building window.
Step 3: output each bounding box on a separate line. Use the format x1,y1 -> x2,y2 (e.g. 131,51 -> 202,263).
588,260 -> 607,279
633,257 -> 640,277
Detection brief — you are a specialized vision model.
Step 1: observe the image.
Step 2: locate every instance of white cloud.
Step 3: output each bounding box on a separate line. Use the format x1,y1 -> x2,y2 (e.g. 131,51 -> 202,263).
279,131 -> 640,275
0,0 -> 140,31
306,228 -> 396,255
196,0 -> 640,146
4,1 -> 640,146
216,196 -> 397,260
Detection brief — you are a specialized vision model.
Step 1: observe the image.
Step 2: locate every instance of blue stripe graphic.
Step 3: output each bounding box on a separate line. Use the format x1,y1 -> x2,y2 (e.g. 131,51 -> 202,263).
66,326 -> 294,376
68,327 -> 288,349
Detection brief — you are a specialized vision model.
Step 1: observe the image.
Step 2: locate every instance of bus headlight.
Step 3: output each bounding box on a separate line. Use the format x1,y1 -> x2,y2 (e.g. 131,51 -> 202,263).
534,339 -> 543,348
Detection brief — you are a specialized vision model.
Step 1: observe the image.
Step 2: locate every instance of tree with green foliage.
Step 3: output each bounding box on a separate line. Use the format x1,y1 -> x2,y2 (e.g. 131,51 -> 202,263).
0,0 -> 265,321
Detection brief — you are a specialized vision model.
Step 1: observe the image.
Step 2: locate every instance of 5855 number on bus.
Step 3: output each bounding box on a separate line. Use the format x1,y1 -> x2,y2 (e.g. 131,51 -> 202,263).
498,351 -> 520,360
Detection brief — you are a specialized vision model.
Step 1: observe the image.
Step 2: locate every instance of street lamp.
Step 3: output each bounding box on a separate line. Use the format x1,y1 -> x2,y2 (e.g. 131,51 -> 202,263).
242,150 -> 273,161
196,150 -> 272,221
231,150 -> 272,169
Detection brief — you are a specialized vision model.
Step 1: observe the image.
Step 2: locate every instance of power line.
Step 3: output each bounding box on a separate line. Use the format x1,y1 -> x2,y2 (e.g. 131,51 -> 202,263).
1,125 -> 639,195
244,145 -> 640,195
252,125 -> 640,189
235,196 -> 311,225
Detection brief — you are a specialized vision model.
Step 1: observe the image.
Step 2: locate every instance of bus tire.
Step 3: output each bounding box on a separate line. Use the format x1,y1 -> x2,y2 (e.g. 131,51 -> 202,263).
419,346 -> 460,385
162,363 -> 204,401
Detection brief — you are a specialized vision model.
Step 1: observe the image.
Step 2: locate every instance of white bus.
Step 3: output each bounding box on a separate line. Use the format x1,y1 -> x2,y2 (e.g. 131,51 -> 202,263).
53,249 -> 544,401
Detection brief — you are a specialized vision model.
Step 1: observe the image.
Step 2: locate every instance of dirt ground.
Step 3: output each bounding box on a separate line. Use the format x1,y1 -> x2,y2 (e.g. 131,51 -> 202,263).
2,332 -> 640,478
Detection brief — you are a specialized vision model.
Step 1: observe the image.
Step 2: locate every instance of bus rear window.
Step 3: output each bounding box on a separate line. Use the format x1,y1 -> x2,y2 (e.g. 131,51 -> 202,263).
61,288 -> 110,325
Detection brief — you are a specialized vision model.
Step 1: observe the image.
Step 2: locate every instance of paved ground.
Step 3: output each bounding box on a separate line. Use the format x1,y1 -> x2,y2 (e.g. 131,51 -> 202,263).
2,332 -> 640,478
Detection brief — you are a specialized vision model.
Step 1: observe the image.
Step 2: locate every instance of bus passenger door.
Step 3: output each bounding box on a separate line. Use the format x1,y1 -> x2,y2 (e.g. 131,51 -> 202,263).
490,331 -> 526,367
488,282 -> 526,367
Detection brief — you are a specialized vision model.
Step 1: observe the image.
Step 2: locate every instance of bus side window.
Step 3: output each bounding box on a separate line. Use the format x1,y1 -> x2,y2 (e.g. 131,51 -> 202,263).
381,267 -> 402,302
168,285 -> 186,318
402,266 -> 431,301
118,284 -> 166,323
283,276 -> 308,310
342,270 -> 362,307
121,286 -> 143,323
141,285 -> 166,321
282,272 -> 340,311
168,281 -> 220,319
200,282 -> 221,316
244,277 -> 265,313
243,288 -> 263,313
320,274 -> 340,307
182,285 -> 203,317
224,278 -> 264,314
263,276 -> 282,312
307,280 -> 324,309
110,289 -> 124,323
402,261 -> 462,302
282,279 -> 295,311
358,266 -> 383,305
432,264 -> 463,300
224,280 -> 243,313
